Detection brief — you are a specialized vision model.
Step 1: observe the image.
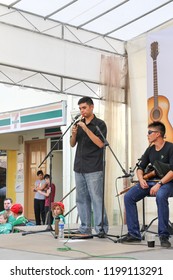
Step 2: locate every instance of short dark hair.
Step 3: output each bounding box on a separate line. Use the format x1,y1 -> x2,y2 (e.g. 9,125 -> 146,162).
78,96 -> 94,106
37,170 -> 44,176
44,174 -> 50,179
4,197 -> 13,203
148,121 -> 165,138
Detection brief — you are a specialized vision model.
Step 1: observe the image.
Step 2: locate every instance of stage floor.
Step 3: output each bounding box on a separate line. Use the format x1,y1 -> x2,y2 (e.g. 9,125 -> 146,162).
0,224 -> 173,260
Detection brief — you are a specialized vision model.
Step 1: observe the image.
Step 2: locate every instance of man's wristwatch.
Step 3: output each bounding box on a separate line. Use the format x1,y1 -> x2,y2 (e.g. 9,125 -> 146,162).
158,181 -> 163,186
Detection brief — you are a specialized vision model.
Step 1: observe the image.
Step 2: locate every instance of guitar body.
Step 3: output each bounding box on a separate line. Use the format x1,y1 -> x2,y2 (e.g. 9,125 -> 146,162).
148,95 -> 173,142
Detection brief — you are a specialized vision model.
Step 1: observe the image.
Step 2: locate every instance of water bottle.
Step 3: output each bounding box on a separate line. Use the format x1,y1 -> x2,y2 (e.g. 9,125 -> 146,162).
58,218 -> 64,239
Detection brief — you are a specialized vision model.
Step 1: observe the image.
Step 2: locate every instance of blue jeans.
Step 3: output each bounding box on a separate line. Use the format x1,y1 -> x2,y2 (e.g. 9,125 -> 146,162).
124,181 -> 173,239
75,171 -> 109,234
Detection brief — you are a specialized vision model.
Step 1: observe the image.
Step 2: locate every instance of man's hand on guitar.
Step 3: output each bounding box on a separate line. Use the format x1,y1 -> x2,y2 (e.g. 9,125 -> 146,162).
143,170 -> 156,180
139,178 -> 149,189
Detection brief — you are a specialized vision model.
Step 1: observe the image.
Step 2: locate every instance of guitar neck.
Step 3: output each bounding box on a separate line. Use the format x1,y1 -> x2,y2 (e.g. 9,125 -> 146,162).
153,59 -> 159,108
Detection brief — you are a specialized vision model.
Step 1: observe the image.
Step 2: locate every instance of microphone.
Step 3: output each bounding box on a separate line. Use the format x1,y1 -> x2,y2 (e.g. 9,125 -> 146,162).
73,114 -> 84,125
73,113 -> 81,121
117,174 -> 132,179
117,167 -> 134,179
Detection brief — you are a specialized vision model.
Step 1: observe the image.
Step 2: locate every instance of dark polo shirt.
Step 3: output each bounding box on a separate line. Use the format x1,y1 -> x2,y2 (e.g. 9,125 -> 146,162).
74,115 -> 107,173
138,141 -> 173,172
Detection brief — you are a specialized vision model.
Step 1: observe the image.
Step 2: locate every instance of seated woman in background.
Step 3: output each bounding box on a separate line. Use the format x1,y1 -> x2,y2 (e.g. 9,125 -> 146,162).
0,212 -> 12,234
51,202 -> 65,224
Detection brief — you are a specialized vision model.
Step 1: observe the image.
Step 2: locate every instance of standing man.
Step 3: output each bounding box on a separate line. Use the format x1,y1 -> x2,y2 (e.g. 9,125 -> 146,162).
33,170 -> 47,225
70,96 -> 108,235
37,174 -> 56,225
122,121 -> 173,248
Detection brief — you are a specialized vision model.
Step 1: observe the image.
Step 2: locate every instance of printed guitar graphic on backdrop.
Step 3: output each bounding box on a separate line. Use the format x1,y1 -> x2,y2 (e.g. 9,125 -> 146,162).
148,41 -> 173,142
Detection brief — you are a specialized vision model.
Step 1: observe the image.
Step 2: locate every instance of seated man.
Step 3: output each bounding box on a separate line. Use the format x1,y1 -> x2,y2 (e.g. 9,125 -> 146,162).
0,197 -> 16,224
122,121 -> 173,248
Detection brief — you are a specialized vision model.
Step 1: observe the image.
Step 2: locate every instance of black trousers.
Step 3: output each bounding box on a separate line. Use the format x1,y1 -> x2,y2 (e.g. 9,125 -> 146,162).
34,198 -> 45,225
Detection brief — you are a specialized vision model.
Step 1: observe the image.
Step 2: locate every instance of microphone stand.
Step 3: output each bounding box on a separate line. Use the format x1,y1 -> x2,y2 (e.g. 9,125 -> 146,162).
114,157 -> 145,242
96,126 -> 130,178
22,115 -> 81,238
91,126 -> 130,242
96,126 -> 133,243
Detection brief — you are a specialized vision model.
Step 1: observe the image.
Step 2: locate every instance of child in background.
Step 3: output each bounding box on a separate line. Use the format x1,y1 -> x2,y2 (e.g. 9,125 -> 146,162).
51,202 -> 65,224
0,212 -> 12,234
10,204 -> 28,228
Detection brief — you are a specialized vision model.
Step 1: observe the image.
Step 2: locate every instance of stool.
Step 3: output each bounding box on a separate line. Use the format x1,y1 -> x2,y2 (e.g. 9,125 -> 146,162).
140,197 -> 173,237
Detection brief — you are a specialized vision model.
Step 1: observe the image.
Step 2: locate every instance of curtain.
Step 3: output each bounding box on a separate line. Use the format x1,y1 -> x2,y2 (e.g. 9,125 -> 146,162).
100,54 -> 129,225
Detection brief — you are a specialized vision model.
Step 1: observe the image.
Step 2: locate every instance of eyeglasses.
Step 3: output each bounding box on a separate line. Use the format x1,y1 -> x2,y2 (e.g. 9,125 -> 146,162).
148,130 -> 159,135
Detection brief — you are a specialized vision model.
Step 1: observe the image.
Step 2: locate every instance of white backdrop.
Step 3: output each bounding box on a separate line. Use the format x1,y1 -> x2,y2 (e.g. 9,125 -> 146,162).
147,25 -> 173,129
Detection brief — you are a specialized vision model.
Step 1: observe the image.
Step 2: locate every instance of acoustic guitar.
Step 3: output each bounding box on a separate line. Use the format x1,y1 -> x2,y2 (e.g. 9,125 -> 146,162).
148,41 -> 173,142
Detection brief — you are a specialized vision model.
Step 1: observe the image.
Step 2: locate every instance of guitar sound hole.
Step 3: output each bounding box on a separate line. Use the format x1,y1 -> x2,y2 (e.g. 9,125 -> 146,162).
152,109 -> 161,120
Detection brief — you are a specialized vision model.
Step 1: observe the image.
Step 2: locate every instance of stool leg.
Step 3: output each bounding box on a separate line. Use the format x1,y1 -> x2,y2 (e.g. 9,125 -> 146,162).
140,198 -> 147,232
168,220 -> 173,235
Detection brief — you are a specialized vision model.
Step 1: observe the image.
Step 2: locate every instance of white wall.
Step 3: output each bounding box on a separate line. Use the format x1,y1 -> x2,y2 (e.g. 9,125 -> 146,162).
126,33 -> 173,224
0,133 -> 19,150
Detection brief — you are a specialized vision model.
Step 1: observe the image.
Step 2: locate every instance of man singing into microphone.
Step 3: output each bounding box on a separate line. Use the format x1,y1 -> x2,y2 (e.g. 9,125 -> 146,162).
70,96 -> 108,235
122,121 -> 173,247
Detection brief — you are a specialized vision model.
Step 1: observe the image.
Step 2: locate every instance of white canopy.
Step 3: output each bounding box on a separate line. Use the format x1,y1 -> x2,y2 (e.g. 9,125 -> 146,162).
1,0 -> 173,41
0,1 -> 173,102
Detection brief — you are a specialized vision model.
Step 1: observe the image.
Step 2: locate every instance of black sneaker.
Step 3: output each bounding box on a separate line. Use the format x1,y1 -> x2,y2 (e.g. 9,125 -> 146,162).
118,233 -> 141,243
69,230 -> 83,234
69,230 -> 91,235
160,236 -> 171,248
